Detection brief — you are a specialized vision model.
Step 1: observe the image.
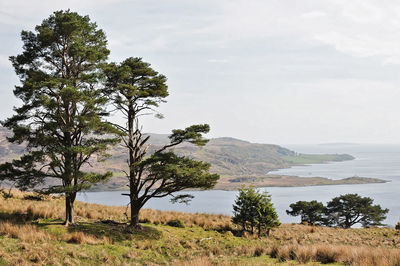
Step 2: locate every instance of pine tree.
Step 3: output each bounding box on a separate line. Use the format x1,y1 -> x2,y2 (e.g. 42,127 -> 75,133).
324,194 -> 388,228
286,200 -> 325,225
232,186 -> 280,236
103,58 -> 219,228
0,10 -> 119,225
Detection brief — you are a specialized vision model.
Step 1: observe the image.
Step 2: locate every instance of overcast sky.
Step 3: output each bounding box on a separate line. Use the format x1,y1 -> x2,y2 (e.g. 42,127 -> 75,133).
1,0 -> 400,144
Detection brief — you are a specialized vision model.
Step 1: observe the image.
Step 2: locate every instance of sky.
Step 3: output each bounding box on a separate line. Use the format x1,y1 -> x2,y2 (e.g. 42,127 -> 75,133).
1,0 -> 400,144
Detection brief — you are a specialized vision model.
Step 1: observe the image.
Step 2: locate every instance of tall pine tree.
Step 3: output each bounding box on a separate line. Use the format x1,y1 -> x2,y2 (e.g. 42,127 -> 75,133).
0,10 -> 119,225
103,58 -> 219,228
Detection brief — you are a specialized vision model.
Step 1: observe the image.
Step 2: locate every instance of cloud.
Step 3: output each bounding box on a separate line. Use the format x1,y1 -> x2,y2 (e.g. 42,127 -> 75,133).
2,0 -> 400,143
300,11 -> 327,19
0,0 -> 123,26
207,59 -> 229,63
184,0 -> 400,65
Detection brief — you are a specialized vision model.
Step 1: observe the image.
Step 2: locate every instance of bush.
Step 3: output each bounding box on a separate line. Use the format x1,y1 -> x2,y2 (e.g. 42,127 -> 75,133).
396,222 -> 400,230
167,219 -> 185,228
232,186 -> 280,236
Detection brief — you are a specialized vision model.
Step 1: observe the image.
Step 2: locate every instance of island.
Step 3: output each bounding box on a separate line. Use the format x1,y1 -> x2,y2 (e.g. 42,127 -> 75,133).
215,175 -> 388,190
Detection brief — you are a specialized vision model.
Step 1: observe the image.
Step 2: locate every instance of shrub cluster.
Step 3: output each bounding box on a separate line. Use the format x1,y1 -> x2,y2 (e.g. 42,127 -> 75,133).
286,193 -> 388,228
167,219 -> 185,228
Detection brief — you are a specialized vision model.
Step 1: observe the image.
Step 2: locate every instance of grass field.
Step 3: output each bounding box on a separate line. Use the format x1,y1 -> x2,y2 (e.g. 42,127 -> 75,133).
0,190 -> 399,265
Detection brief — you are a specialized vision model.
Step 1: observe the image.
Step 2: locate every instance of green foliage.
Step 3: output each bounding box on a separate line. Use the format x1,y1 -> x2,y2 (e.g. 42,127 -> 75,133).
139,151 -> 219,203
0,10 -> 119,224
102,57 -> 168,120
324,194 -> 388,228
232,186 -> 280,236
103,53 -> 219,227
396,222 -> 400,230
286,200 -> 325,225
287,194 -> 388,228
168,124 -> 210,147
166,219 -> 185,228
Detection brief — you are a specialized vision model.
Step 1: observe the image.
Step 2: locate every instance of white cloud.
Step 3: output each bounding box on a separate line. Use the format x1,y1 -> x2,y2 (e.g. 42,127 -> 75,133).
0,0 -> 122,26
207,59 -> 229,63
2,0 -> 400,143
300,11 -> 327,19
185,0 -> 400,64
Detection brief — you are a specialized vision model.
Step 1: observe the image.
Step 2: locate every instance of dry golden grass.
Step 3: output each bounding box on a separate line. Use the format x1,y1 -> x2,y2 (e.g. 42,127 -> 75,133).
266,243 -> 400,266
0,222 -> 52,243
64,231 -> 108,245
139,209 -> 232,230
272,223 -> 400,248
0,221 -> 110,246
0,190 -> 232,229
1,190 -> 400,265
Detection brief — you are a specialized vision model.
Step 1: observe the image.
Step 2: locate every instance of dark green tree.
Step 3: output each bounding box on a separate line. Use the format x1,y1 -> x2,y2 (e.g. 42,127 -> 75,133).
256,191 -> 280,235
286,200 -> 325,225
324,194 -> 388,228
0,10 -> 119,225
232,186 -> 280,236
103,58 -> 219,228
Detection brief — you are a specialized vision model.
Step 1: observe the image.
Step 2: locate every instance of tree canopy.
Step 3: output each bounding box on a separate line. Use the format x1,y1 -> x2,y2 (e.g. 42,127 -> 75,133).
286,200 -> 325,225
287,194 -> 388,228
324,194 -> 388,228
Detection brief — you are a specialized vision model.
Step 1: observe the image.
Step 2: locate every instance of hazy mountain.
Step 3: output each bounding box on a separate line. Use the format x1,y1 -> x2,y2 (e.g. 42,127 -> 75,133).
0,127 -> 354,190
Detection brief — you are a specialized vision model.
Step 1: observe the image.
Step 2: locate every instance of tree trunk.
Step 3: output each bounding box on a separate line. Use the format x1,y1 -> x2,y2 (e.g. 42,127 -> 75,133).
130,204 -> 141,228
64,193 -> 75,226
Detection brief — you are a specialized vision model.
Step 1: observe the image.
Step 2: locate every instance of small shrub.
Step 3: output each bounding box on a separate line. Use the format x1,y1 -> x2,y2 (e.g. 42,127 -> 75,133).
167,219 -> 185,228
253,246 -> 264,257
395,222 -> 400,230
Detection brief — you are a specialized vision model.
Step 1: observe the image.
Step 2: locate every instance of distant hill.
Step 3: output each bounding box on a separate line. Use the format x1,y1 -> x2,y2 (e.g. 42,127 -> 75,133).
96,133 -> 354,177
0,127 -> 25,162
0,127 -> 356,190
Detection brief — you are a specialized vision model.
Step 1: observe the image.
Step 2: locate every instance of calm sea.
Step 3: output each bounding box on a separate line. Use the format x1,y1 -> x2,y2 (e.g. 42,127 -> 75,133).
77,144 -> 400,226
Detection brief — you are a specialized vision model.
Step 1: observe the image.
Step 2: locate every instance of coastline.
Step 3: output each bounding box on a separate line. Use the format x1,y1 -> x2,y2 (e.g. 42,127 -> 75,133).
213,175 -> 388,191
90,174 -> 387,192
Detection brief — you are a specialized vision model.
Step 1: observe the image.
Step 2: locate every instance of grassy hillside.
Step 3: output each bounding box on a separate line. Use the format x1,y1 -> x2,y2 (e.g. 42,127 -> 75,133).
91,134 -> 357,190
0,127 -> 359,190
0,191 -> 399,265
145,135 -> 354,176
0,127 -> 24,163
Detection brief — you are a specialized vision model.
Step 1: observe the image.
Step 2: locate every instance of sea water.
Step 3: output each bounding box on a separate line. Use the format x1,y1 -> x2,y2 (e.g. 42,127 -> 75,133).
77,144 -> 400,226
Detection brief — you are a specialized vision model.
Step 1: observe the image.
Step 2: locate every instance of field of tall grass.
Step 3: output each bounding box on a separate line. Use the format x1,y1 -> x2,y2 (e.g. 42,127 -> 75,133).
0,190 -> 399,265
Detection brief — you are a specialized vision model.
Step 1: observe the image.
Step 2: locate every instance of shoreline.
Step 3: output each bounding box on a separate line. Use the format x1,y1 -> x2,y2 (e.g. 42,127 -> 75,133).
213,175 -> 388,191
90,175 -> 388,192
